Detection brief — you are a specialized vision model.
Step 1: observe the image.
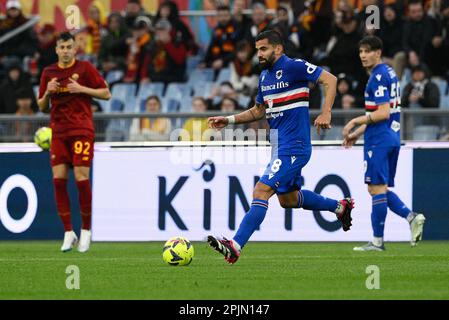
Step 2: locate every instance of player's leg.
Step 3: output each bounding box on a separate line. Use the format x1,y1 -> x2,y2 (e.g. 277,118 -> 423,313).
72,136 -> 94,252
51,138 -> 78,252
386,147 -> 426,246
207,181 -> 275,264
277,190 -> 354,231
354,147 -> 389,251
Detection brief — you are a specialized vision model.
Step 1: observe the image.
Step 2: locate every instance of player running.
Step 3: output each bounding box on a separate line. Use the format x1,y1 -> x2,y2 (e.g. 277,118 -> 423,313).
207,30 -> 355,264
37,32 -> 111,252
342,36 -> 425,251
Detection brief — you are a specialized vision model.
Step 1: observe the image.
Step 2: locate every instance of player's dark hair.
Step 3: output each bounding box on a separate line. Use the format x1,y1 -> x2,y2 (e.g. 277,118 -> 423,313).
216,5 -> 230,12
57,32 -> 75,43
255,29 -> 284,47
358,35 -> 383,52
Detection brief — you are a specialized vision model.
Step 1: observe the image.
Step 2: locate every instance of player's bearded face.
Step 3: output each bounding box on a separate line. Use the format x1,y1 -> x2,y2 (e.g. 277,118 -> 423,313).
258,50 -> 275,69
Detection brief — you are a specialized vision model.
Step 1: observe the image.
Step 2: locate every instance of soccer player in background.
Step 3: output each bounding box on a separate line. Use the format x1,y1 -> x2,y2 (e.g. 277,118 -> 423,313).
37,32 -> 111,252
207,30 -> 355,264
342,36 -> 425,251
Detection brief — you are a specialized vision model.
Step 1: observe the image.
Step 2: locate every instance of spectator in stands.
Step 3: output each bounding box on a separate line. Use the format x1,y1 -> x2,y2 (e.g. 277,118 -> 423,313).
441,0 -> 449,77
207,81 -> 239,110
308,82 -> 323,110
34,24 -> 58,84
203,5 -> 242,71
233,0 -> 252,34
325,6 -> 365,94
122,0 -> 151,30
123,16 -> 153,83
0,0 -> 38,61
220,97 -> 240,113
244,3 -> 272,44
98,13 -> 130,75
182,97 -> 209,141
141,19 -> 187,84
13,88 -> 36,142
229,41 -> 258,95
333,73 -> 360,110
402,64 -> 440,108
83,1 -> 108,60
129,95 -> 171,141
401,0 -> 444,77
0,64 -> 37,114
155,0 -> 198,55
377,5 -> 405,78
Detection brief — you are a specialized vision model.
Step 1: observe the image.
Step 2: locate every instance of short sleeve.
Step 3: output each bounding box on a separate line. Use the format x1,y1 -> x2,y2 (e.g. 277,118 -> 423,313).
372,72 -> 391,106
38,69 -> 48,99
85,62 -> 108,89
255,72 -> 265,105
290,58 -> 323,83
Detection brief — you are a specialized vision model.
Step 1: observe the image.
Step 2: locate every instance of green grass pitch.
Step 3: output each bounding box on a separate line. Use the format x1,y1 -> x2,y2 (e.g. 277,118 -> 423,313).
1,241 -> 448,300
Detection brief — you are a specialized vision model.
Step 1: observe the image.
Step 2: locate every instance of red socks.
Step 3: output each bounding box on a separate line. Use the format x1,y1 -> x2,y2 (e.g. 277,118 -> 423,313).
76,180 -> 92,230
53,178 -> 72,231
53,179 -> 92,231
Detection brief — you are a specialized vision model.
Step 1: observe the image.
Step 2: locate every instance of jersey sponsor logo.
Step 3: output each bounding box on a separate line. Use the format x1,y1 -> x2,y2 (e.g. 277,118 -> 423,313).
374,85 -> 387,97
391,120 -> 400,132
276,70 -> 283,80
261,81 -> 290,92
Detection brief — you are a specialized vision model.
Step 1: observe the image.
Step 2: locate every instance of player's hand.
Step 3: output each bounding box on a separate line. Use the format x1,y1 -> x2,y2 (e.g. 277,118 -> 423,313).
207,116 -> 228,131
47,77 -> 60,94
342,120 -> 356,139
314,111 -> 332,135
67,78 -> 86,94
342,133 -> 359,149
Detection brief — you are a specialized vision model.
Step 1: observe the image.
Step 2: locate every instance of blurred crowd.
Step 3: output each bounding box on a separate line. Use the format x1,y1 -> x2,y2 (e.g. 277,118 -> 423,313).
1,0 -> 449,141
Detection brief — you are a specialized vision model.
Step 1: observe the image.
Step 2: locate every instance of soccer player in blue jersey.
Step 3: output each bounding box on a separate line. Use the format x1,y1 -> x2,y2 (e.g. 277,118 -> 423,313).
206,30 -> 355,264
342,36 -> 425,251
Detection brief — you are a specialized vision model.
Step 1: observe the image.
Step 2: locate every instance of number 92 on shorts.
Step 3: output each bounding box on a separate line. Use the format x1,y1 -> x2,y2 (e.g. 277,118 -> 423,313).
50,136 -> 94,167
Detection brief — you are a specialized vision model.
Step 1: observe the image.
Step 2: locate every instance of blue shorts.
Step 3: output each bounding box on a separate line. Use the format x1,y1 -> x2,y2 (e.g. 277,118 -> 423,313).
259,153 -> 311,194
364,146 -> 400,187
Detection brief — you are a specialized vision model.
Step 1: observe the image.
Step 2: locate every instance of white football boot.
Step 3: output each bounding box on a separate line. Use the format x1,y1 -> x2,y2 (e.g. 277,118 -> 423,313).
78,229 -> 92,253
410,213 -> 426,247
61,231 -> 78,252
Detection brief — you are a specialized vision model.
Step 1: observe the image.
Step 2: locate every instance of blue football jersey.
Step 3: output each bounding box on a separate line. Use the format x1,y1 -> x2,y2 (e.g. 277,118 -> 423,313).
255,54 -> 323,155
364,63 -> 401,147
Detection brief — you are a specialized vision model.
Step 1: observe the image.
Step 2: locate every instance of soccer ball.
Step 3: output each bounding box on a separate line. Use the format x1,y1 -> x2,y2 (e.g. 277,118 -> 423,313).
162,236 -> 194,266
34,127 -> 52,151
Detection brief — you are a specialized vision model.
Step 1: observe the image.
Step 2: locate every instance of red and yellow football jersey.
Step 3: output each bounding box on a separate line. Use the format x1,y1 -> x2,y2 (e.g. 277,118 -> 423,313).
39,60 -> 107,138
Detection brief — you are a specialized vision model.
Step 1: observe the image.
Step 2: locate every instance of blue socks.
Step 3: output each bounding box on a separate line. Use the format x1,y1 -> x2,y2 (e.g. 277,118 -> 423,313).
299,190 -> 339,212
233,199 -> 268,249
387,191 -> 411,218
371,194 -> 388,237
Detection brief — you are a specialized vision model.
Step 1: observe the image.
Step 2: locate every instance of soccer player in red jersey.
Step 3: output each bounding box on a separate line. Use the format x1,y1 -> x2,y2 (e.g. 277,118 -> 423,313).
37,32 -> 111,252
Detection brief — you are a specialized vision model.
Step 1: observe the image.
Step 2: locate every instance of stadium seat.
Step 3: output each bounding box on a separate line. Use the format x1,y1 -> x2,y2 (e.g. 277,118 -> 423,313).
179,96 -> 193,112
310,127 -> 324,141
110,83 -> 137,112
238,95 -> 251,109
412,125 -> 440,140
165,82 -> 191,100
191,80 -> 213,98
186,55 -> 202,75
188,68 -> 215,83
136,82 -> 165,113
215,67 -> 231,84
105,70 -> 124,84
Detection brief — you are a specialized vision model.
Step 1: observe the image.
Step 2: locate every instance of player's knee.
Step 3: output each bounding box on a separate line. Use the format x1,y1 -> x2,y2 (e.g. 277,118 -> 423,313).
253,182 -> 273,200
368,184 -> 387,196
74,167 -> 90,181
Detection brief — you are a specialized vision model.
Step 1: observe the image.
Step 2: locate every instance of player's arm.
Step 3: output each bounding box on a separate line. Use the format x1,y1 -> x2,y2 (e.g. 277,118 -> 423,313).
37,77 -> 59,113
208,103 -> 266,130
342,103 -> 389,144
314,70 -> 337,134
67,78 -> 111,100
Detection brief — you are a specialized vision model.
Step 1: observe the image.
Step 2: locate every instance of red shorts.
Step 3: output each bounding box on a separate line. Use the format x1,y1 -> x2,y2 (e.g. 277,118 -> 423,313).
50,135 -> 94,167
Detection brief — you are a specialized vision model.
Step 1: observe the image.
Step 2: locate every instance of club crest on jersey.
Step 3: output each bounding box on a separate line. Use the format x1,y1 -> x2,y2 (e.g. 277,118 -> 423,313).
276,70 -> 283,80
71,73 -> 79,81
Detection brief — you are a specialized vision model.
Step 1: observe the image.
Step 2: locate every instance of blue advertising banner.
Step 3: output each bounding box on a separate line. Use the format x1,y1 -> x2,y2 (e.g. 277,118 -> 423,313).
0,152 -> 81,240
